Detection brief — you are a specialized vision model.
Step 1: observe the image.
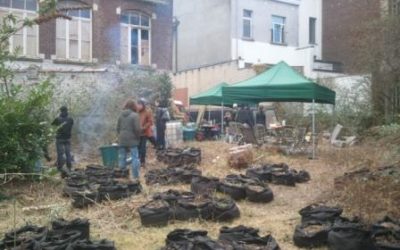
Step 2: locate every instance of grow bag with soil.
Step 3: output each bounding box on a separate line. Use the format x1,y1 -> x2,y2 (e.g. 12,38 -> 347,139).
203,198 -> 240,222
112,169 -> 129,178
327,219 -> 375,250
191,176 -> 220,195
40,230 -> 82,250
71,190 -> 99,209
371,217 -> 400,250
51,218 -> 90,240
66,239 -> 116,250
163,229 -> 225,250
245,184 -> 274,203
98,184 -> 130,201
3,225 -> 48,248
293,221 -> 331,248
172,200 -> 200,221
292,170 -> 311,183
138,200 -> 171,227
299,204 -> 343,223
218,178 -> 247,201
218,225 -> 281,250
153,190 -> 195,206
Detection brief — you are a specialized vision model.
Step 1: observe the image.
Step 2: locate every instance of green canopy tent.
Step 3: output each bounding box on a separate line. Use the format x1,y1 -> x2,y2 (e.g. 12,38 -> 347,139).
222,61 -> 336,158
189,82 -> 233,134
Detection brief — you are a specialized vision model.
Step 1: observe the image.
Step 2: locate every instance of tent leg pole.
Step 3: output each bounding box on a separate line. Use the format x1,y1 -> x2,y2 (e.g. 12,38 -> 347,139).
208,105 -> 211,121
221,102 -> 224,141
312,99 -> 316,159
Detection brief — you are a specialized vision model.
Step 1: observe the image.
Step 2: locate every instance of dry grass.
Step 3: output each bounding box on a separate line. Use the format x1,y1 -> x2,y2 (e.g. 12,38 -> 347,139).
0,140 -> 398,250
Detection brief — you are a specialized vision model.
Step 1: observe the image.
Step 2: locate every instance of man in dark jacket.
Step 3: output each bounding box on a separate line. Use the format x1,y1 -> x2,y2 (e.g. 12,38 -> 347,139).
236,105 -> 254,128
117,100 -> 141,179
52,106 -> 74,174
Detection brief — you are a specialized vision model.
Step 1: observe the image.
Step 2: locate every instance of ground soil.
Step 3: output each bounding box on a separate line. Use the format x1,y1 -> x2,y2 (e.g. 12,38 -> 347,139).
0,140 -> 398,250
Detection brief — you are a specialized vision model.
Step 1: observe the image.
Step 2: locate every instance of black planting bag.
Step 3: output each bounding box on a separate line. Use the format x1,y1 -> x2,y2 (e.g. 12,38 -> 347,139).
4,225 -> 48,248
164,229 -> 225,250
371,217 -> 400,250
327,219 -> 375,250
112,168 -> 129,178
245,184 -> 274,203
126,181 -> 142,194
98,184 -> 129,201
293,221 -> 331,248
51,218 -> 90,240
293,170 -> 311,183
207,198 -> 240,222
173,201 -> 200,221
153,190 -> 195,206
71,191 -> 99,209
191,176 -> 220,195
41,230 -> 82,250
299,204 -> 343,223
218,178 -> 247,201
66,239 -> 116,250
138,200 -> 171,227
270,171 -> 296,186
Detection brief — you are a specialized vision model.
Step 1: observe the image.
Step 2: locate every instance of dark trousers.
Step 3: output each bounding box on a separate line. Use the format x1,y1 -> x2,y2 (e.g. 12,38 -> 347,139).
139,136 -> 147,164
56,139 -> 72,170
148,136 -> 157,148
156,124 -> 166,150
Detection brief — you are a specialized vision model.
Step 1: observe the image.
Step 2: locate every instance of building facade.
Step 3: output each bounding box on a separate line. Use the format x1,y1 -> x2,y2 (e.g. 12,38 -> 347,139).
0,0 -> 173,70
173,0 -> 340,105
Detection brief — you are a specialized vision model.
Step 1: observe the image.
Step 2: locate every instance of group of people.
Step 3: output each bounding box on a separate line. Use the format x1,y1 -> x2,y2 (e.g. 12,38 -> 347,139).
224,105 -> 267,128
53,99 -> 171,179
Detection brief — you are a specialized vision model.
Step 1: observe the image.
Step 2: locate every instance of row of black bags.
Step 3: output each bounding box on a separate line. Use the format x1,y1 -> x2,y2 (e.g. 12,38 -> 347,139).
156,148 -> 201,167
162,226 -> 280,250
293,204 -> 400,250
246,163 -> 310,187
63,165 -> 142,208
138,189 -> 240,227
145,165 -> 201,185
0,218 -> 115,250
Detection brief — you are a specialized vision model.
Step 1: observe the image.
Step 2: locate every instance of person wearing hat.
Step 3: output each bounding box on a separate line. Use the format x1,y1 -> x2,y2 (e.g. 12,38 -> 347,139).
52,106 -> 74,176
137,99 -> 154,167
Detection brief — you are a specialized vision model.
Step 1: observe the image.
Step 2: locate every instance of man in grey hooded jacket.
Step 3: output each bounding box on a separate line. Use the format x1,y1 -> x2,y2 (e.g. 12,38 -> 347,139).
117,100 -> 141,179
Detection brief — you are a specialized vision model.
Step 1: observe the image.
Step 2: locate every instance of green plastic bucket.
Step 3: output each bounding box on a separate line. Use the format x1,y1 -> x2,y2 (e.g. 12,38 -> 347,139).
99,145 -> 119,168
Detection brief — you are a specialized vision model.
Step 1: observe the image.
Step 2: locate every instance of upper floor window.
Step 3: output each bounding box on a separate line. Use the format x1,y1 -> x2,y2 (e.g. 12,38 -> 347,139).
271,15 -> 285,44
0,0 -> 39,58
120,10 -> 151,65
389,0 -> 400,15
242,9 -> 252,39
309,17 -> 316,44
56,1 -> 92,61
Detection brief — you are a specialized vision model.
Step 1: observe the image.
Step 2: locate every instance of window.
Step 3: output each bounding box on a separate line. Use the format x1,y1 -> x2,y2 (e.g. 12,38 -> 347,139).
0,0 -> 38,57
309,17 -> 316,44
242,9 -> 252,39
389,0 -> 400,15
56,5 -> 92,61
271,15 -> 285,44
120,11 -> 151,65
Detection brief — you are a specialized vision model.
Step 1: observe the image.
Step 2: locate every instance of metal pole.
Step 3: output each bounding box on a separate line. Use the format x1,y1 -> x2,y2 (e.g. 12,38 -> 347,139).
312,99 -> 316,159
208,105 -> 211,121
221,102 -> 224,139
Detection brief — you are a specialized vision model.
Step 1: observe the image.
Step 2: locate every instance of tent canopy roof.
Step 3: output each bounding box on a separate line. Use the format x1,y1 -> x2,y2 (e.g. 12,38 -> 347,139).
190,82 -> 232,106
222,61 -> 336,105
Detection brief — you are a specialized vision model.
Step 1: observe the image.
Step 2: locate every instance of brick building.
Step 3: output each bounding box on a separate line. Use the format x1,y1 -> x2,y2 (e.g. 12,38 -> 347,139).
0,0 -> 173,70
322,0 -> 399,73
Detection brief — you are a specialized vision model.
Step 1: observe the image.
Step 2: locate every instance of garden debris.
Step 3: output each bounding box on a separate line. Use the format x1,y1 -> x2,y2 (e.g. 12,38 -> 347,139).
219,225 -> 281,250
228,144 -> 254,169
0,218 -> 115,250
63,165 -> 142,208
145,165 -> 201,185
139,189 -> 240,227
334,164 -> 400,190
246,163 -> 310,186
156,147 -> 202,167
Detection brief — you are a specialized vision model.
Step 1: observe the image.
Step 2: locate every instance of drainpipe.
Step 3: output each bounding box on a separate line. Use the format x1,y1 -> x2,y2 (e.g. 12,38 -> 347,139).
173,16 -> 180,73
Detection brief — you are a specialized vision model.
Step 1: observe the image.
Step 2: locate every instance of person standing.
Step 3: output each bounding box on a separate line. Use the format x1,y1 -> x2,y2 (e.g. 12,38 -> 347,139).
137,99 -> 154,166
52,106 -> 74,176
236,105 -> 254,128
155,100 -> 170,150
256,106 -> 266,126
117,100 -> 141,179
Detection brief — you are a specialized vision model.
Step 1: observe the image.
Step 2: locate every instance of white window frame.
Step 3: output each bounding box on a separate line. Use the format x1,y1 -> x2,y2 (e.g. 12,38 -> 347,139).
0,0 -> 39,58
120,11 -> 151,65
271,15 -> 285,44
242,9 -> 252,39
56,9 -> 93,61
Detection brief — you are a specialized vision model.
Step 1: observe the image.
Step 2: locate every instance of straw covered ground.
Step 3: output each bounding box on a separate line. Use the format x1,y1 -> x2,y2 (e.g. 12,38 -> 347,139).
0,139 -> 399,250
